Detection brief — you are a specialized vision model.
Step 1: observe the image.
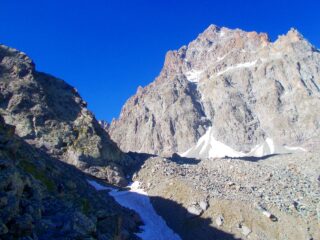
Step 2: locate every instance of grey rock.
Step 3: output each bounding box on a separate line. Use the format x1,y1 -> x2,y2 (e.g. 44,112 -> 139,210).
84,164 -> 128,186
61,212 -> 96,237
239,224 -> 252,236
317,202 -> 320,224
0,222 -> 8,235
0,44 -> 133,185
199,200 -> 208,210
98,120 -> 110,132
133,143 -> 320,239
215,215 -> 224,227
109,25 -> 320,157
255,203 -> 278,221
187,205 -> 203,216
0,115 -> 140,239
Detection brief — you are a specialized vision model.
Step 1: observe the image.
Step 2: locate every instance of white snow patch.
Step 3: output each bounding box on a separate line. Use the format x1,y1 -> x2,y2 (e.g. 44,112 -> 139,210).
284,146 -> 307,152
87,180 -> 115,191
266,138 -> 275,154
220,31 -> 226,37
181,127 -> 246,159
87,180 -> 181,240
248,144 -> 264,158
185,69 -> 203,83
247,137 -> 276,157
216,60 -> 257,76
181,127 -> 306,159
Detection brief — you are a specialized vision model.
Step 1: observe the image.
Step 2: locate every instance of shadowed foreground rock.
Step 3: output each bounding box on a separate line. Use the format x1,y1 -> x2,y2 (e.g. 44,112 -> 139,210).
0,115 -> 141,239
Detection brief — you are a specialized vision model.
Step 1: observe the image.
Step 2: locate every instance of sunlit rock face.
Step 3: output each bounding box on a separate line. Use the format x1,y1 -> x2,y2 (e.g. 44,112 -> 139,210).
109,25 -> 320,158
0,44 -> 133,186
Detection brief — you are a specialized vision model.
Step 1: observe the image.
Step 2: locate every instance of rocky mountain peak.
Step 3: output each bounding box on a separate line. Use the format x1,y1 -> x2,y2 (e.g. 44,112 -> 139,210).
161,25 -> 274,81
197,24 -> 225,39
199,24 -> 270,44
0,44 -> 35,78
284,27 -> 304,41
109,25 -> 320,157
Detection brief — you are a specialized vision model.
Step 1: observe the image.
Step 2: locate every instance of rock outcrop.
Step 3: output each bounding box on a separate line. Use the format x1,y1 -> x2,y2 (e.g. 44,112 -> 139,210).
109,25 -> 320,158
0,44 -> 133,185
0,115 -> 140,239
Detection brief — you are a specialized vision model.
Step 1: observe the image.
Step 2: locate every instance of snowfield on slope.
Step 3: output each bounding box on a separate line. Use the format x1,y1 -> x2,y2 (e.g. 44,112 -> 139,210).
87,180 -> 181,240
181,127 -> 306,159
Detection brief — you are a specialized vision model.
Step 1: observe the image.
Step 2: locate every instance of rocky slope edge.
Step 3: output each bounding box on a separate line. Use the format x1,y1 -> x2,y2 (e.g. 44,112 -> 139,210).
0,115 -> 141,239
0,44 -> 133,186
109,25 -> 320,158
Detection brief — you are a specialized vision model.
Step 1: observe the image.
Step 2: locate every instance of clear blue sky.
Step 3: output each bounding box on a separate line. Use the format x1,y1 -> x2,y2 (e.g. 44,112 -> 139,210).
0,1 -> 319,122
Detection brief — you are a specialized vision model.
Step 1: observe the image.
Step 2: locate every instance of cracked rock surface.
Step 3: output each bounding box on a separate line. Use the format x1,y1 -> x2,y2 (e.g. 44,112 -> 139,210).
110,25 -> 320,157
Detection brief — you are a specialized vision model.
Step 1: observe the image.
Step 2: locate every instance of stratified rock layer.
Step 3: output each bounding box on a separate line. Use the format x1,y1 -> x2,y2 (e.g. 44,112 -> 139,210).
0,44 -> 132,185
109,25 -> 320,157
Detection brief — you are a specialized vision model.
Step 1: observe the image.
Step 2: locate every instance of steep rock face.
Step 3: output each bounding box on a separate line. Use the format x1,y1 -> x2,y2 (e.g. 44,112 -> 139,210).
0,44 -> 132,185
0,115 -> 140,239
109,25 -> 320,157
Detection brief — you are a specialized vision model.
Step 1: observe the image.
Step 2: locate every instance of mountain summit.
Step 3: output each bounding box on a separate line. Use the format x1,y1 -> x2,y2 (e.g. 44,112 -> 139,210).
109,25 -> 320,158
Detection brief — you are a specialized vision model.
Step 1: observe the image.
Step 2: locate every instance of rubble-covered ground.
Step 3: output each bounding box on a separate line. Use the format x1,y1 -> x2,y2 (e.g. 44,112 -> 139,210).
132,152 -> 320,240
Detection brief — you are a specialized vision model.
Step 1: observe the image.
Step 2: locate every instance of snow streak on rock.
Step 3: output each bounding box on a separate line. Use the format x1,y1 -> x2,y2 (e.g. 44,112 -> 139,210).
216,60 -> 257,76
